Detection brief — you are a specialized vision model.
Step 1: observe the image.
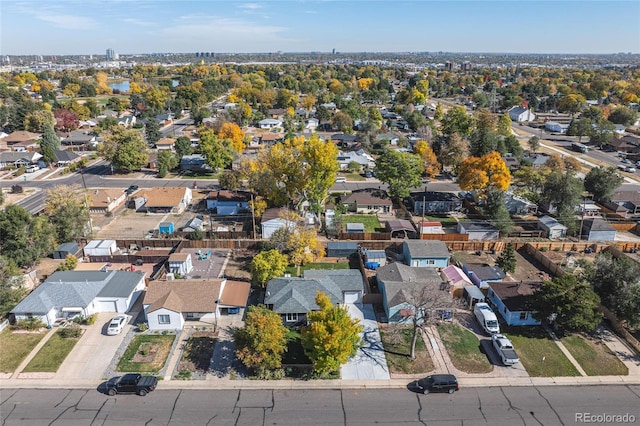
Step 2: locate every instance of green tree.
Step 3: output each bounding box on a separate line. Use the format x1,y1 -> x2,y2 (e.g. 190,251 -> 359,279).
589,118 -> 615,147
470,108 -> 499,157
590,252 -> 640,328
233,305 -> 288,377
174,136 -> 193,158
0,204 -> 57,268
532,274 -> 601,332
374,150 -> 423,201
583,166 -> 623,202
440,106 -> 472,137
44,185 -> 91,242
497,113 -> 512,137
483,190 -> 514,236
58,254 -> 78,271
0,257 -> 28,319
528,136 -> 540,153
40,123 -> 60,164
198,128 -> 233,171
23,109 -> 55,133
347,161 -> 361,174
157,150 -> 178,178
495,243 -> 516,274
250,249 -> 289,287
144,119 -> 162,146
218,170 -> 243,190
98,127 -> 149,172
301,292 -> 363,375
567,117 -> 593,144
540,171 -> 583,232
439,132 -> 468,173
607,106 -> 637,126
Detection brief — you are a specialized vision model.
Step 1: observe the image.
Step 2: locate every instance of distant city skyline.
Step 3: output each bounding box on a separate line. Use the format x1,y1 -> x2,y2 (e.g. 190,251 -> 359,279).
1,1 -> 639,56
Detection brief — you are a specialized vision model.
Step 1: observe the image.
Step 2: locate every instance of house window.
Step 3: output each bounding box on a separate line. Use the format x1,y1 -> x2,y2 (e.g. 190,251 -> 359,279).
519,312 -> 528,320
503,307 -> 507,314
158,314 -> 170,324
186,313 -> 194,319
286,313 -> 298,322
426,259 -> 435,265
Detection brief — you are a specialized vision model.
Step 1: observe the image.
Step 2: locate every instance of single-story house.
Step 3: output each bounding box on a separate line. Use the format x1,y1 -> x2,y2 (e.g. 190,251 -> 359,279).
375,133 -> 400,146
440,265 -> 473,296
457,221 -> 500,240
462,263 -> 506,289
410,191 -> 463,215
62,131 -> 97,148
180,154 -> 212,172
345,223 -> 365,233
376,262 -> 446,323
402,240 -> 450,268
336,150 -> 376,170
581,218 -> 616,242
10,140 -> 39,152
258,118 -> 282,129
265,269 -> 365,324
53,150 -> 80,167
418,221 -> 444,235
84,239 -> 117,257
137,187 -> 193,214
341,189 -> 392,214
88,188 -> 127,214
327,242 -> 359,258
505,192 -> 538,215
10,270 -> 145,326
53,242 -> 79,260
538,215 -> 568,239
508,106 -> 536,122
3,130 -> 41,146
544,121 -> 569,134
261,207 -> 297,239
386,219 -> 417,239
0,151 -> 43,169
155,138 -> 176,151
487,281 -> 542,326
206,190 -> 252,215
610,190 -> 640,215
168,253 -> 193,275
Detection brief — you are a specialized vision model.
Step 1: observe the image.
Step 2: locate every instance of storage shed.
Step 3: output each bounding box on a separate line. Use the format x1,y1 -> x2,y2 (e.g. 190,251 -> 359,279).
346,223 -> 365,233
168,253 -> 193,275
538,215 -> 567,239
159,222 -> 175,235
54,242 -> 79,259
364,249 -> 387,267
327,242 -> 358,258
83,240 -> 117,257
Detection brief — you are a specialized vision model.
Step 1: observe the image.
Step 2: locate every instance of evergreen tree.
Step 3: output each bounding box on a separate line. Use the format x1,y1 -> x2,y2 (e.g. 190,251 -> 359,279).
496,243 -> 516,274
40,123 -> 60,164
144,118 -> 162,146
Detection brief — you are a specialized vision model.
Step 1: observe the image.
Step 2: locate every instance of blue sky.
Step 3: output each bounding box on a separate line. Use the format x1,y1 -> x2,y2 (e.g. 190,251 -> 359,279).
1,1 -> 638,55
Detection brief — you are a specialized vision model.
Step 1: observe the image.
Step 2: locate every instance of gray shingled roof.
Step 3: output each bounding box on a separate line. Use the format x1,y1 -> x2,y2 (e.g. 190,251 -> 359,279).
403,240 -> 449,259
11,271 -> 144,314
376,263 -> 443,307
265,269 -> 364,314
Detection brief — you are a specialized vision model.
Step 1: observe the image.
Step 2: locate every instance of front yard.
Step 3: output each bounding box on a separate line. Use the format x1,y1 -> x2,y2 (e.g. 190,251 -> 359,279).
22,329 -> 82,373
379,326 -> 434,374
503,326 -> 580,377
176,329 -> 217,379
0,329 -> 47,373
117,334 -> 176,374
340,214 -> 383,233
437,324 -> 493,374
561,334 -> 628,376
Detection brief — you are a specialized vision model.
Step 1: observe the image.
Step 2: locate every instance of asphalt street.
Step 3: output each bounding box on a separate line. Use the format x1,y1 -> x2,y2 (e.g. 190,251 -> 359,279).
1,385 -> 639,425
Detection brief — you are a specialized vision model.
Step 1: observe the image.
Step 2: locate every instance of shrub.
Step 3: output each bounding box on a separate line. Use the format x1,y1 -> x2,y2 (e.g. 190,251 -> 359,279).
85,314 -> 98,325
175,369 -> 192,380
161,330 -> 169,335
58,324 -> 82,338
12,318 -> 44,331
138,322 -> 149,332
540,246 -> 548,252
256,368 -> 285,380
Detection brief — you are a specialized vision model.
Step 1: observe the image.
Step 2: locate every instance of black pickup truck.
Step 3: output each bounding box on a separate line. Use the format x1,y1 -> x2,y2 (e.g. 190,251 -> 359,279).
105,373 -> 158,396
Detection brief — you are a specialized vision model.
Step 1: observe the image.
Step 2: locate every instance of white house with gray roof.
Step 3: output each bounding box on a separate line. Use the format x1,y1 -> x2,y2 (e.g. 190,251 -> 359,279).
264,269 -> 364,324
10,270 -> 145,327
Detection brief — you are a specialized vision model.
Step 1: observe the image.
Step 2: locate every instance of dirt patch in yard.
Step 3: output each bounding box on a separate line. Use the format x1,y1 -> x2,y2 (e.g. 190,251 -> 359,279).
224,249 -> 254,281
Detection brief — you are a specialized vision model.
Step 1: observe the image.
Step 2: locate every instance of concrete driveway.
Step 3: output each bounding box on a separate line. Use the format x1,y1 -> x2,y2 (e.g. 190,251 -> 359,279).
56,312 -> 132,380
341,304 -> 390,380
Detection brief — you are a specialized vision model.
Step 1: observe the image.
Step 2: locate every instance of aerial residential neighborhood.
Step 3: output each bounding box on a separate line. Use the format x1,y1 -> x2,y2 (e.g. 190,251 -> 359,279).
1,0 -> 640,423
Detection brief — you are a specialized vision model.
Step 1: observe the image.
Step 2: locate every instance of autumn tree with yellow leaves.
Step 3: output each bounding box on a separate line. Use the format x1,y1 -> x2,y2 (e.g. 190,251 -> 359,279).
413,140 -> 441,178
218,122 -> 245,154
457,151 -> 511,195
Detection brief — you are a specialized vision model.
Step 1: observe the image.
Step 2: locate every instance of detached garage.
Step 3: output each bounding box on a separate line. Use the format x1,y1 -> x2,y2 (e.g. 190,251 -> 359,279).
54,242 -> 79,259
84,240 -> 117,257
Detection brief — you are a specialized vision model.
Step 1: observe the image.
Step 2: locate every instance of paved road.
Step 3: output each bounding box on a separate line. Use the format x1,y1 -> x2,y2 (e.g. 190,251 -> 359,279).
1,386 -> 638,425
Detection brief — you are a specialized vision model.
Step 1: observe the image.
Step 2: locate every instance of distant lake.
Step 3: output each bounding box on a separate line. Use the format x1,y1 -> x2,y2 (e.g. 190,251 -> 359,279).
109,81 -> 130,92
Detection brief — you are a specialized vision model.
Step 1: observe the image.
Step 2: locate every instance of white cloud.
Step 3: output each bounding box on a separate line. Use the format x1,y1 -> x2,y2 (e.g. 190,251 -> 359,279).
238,3 -> 263,10
35,13 -> 97,30
122,18 -> 155,27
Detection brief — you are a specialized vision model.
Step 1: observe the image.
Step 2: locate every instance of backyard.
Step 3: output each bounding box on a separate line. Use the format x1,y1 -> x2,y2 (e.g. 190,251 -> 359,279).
503,326 -> 580,377
379,326 -> 434,374
117,334 -> 176,374
22,328 -> 82,373
340,214 -> 383,233
437,324 -> 493,374
285,262 -> 349,277
0,329 -> 47,373
561,334 -> 628,376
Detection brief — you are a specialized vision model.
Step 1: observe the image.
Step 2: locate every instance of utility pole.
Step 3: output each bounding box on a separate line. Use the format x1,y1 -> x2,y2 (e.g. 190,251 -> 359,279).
250,192 -> 257,240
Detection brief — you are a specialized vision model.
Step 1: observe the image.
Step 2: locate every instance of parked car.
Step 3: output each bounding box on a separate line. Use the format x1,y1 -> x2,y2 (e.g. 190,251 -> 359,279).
411,374 -> 459,395
107,315 -> 127,335
105,373 -> 158,396
335,177 -> 347,183
125,185 -> 139,195
491,334 -> 520,366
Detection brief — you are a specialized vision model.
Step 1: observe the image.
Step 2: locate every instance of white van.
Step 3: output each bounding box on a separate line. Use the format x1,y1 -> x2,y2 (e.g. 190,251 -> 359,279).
25,165 -> 40,173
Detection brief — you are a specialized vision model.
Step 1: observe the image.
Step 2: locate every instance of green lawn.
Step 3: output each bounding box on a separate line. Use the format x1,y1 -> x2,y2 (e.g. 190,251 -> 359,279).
22,330 -> 81,373
437,324 -> 493,374
340,214 -> 383,233
285,262 -> 349,277
424,215 -> 460,226
117,334 -> 176,373
561,334 -> 628,376
0,329 -> 47,373
337,172 -> 366,182
379,326 -> 434,374
503,326 -> 580,377
283,330 -> 311,364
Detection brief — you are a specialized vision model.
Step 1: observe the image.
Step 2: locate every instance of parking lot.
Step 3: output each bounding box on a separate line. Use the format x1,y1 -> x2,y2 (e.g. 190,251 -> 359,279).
93,211 -> 189,240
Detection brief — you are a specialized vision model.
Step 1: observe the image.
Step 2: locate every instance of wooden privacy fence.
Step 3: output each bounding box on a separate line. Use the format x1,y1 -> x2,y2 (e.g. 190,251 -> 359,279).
338,232 -> 391,241
421,233 -> 469,241
600,305 -> 640,356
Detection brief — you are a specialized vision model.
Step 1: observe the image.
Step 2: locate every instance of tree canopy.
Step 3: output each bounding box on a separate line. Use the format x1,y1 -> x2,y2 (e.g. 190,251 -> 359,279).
44,185 -> 91,242
250,249 -> 288,287
374,150 -> 423,201
98,127 -> 149,172
457,151 -> 511,194
583,166 -> 623,202
0,204 -> 57,268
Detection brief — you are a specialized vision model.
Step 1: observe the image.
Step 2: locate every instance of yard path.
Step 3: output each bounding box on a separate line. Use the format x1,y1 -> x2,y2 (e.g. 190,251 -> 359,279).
594,326 -> 640,376
545,327 -> 588,376
11,328 -> 56,379
164,330 -> 191,380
